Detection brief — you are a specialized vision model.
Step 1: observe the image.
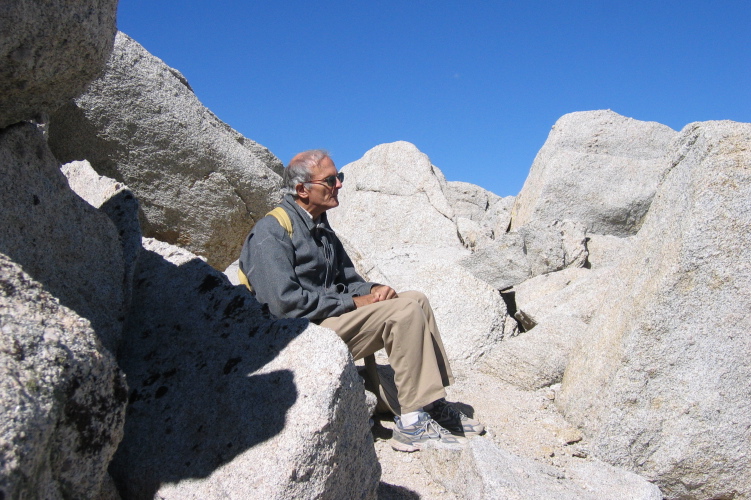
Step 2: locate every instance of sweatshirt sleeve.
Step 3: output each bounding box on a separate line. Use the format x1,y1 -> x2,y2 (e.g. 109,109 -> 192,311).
239,217 -> 360,321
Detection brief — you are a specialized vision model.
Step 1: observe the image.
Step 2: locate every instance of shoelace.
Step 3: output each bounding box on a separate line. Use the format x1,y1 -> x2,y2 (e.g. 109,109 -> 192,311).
417,417 -> 452,438
435,401 -> 468,422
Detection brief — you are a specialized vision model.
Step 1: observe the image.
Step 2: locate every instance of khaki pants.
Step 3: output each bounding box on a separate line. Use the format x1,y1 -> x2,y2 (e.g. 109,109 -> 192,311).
320,291 -> 453,414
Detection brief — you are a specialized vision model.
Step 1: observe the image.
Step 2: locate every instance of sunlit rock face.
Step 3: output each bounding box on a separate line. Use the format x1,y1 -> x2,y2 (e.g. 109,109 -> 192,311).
510,109 -> 678,236
558,120 -> 751,499
422,437 -> 662,500
48,32 -> 284,270
0,0 -> 118,128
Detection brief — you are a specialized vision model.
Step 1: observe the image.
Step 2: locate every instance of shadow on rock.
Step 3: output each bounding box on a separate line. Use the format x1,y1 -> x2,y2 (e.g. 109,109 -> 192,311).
109,243 -> 308,498
377,482 -> 421,500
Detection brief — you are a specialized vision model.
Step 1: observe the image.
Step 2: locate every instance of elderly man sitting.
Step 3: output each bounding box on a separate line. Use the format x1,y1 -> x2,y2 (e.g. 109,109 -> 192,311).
239,149 -> 483,451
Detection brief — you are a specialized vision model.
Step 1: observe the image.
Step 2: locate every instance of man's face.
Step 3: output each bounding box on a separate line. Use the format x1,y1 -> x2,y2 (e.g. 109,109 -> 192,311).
301,156 -> 342,217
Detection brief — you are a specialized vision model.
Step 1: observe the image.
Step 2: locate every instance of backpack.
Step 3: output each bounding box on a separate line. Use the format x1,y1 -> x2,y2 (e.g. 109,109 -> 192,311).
237,207 -> 293,292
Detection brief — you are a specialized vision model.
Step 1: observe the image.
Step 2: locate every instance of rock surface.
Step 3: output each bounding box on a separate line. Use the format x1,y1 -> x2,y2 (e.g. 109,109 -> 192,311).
422,437 -> 661,500
0,0 -> 118,128
480,315 -> 588,391
110,239 -> 380,499
558,121 -> 751,499
0,123 -> 126,353
445,181 -> 501,223
445,181 -> 514,249
62,159 -> 142,318
510,110 -> 678,236
512,266 -> 614,327
0,253 -> 127,500
518,219 -> 588,276
478,263 -> 620,392
460,219 -> 589,291
585,233 -> 636,268
458,233 -> 531,290
48,32 -> 283,270
330,141 -> 460,254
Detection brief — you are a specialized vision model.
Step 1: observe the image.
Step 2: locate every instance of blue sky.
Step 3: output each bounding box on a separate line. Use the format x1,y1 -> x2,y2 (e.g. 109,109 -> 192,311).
117,1 -> 750,197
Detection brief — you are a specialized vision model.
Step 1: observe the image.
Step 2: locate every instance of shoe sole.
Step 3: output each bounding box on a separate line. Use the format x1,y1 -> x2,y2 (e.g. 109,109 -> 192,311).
390,439 -> 421,452
389,435 -> 469,452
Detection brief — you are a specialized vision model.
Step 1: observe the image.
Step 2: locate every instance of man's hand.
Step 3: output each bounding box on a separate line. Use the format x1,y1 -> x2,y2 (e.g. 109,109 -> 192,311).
371,285 -> 398,301
352,285 -> 398,308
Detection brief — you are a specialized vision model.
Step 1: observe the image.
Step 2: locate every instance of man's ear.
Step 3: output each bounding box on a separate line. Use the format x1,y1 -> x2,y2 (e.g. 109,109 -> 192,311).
295,183 -> 309,202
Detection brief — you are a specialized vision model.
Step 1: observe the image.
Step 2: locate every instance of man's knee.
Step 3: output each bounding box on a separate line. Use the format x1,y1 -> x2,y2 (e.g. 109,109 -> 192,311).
381,296 -> 426,326
398,290 -> 429,305
397,291 -> 433,317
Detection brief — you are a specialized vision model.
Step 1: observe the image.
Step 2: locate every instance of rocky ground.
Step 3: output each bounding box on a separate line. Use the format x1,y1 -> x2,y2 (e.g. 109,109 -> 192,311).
371,366 -> 593,498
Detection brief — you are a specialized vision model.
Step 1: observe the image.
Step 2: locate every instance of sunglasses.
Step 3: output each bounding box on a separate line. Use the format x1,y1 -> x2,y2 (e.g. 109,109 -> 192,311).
305,172 -> 344,188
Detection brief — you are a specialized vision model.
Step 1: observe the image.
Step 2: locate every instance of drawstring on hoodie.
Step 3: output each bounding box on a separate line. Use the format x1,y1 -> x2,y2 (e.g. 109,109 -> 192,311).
312,223 -> 336,289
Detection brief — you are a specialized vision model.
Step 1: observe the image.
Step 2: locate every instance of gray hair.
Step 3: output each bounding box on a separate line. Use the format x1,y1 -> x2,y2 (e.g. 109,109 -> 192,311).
281,149 -> 331,197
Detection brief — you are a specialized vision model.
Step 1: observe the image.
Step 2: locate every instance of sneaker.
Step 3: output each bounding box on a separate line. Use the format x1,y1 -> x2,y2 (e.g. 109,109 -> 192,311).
426,399 -> 484,437
390,411 -> 464,452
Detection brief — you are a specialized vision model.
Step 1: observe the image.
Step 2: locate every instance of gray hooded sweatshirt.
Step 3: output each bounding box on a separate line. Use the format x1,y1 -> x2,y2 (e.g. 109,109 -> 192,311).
239,194 -> 377,322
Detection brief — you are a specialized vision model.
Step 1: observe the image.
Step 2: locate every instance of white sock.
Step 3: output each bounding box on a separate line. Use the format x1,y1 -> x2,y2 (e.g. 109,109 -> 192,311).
399,409 -> 423,427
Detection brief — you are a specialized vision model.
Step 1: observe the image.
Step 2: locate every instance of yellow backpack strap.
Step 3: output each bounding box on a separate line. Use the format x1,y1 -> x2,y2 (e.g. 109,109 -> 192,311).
237,267 -> 253,292
266,206 -> 293,237
239,207 -> 293,292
